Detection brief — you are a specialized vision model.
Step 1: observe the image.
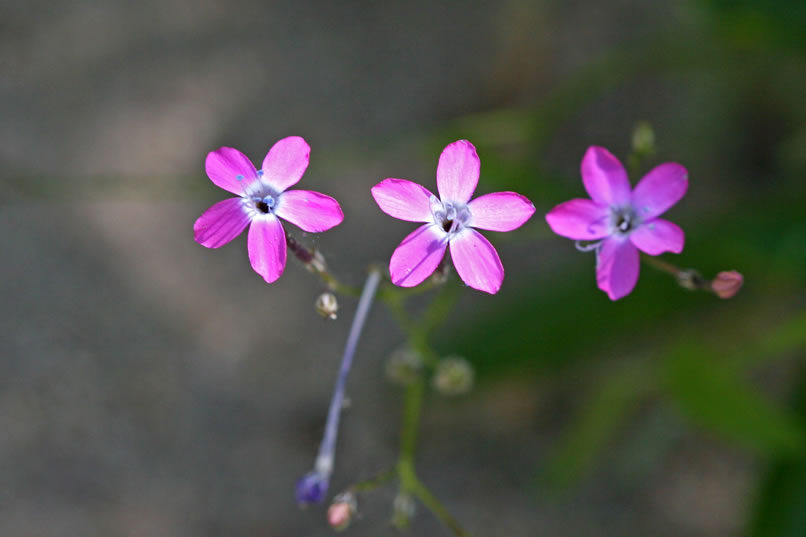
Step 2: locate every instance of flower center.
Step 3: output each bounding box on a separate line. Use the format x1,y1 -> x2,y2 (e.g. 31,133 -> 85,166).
610,206 -> 638,235
430,195 -> 470,235
254,195 -> 276,214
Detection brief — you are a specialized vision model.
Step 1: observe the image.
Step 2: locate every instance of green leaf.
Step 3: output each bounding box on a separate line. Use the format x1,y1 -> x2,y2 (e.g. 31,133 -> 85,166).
662,346 -> 806,456
748,365 -> 806,537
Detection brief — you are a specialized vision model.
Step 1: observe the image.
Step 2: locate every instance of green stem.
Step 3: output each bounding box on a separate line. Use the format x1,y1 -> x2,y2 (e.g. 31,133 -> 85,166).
349,467 -> 397,494
399,377 -> 425,466
318,269 -> 361,298
408,474 -> 471,537
382,281 -> 471,537
286,233 -> 361,297
641,253 -> 681,277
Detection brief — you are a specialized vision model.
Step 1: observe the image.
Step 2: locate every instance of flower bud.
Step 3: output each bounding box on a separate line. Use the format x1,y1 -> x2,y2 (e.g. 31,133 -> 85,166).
432,356 -> 474,396
385,347 -> 423,386
296,470 -> 329,505
711,270 -> 743,299
391,492 -> 416,530
327,492 -> 357,531
315,292 -> 339,320
631,121 -> 655,156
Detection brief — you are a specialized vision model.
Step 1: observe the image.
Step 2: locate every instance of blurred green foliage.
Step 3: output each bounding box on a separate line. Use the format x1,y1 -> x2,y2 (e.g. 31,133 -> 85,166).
428,0 -> 806,532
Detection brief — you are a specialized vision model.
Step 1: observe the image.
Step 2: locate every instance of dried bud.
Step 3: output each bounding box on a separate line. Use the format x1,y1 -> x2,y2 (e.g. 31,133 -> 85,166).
430,262 -> 451,285
327,492 -> 357,531
391,492 -> 416,530
287,234 -> 327,273
385,347 -> 423,386
711,270 -> 743,299
676,268 -> 705,291
631,121 -> 656,156
432,356 -> 474,396
315,292 -> 339,320
306,249 -> 327,274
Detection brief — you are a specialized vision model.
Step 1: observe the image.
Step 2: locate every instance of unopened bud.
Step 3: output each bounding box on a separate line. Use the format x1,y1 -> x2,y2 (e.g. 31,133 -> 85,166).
315,292 -> 339,320
385,347 -> 423,386
432,356 -> 474,396
632,121 -> 655,156
391,492 -> 416,530
677,269 -> 705,291
711,270 -> 743,299
327,492 -> 357,531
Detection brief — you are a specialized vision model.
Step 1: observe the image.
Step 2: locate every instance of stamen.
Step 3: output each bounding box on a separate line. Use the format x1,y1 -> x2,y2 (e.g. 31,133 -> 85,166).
575,240 -> 602,252
254,195 -> 276,214
444,202 -> 457,222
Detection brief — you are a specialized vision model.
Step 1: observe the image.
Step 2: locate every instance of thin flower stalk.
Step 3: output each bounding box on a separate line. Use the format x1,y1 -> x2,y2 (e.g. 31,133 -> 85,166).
297,269 -> 382,504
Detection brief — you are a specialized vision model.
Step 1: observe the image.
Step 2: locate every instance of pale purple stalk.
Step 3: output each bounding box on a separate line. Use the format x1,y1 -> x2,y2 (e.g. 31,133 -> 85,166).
297,269 -> 381,504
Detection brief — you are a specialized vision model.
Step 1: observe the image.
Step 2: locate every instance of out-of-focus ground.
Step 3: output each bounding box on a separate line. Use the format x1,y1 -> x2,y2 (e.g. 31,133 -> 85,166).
2,1 -> 805,536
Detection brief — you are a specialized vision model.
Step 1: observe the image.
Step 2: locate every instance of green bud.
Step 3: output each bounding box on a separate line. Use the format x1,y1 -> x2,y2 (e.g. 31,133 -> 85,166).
385,347 -> 423,386
631,121 -> 656,156
391,492 -> 416,530
432,356 -> 474,396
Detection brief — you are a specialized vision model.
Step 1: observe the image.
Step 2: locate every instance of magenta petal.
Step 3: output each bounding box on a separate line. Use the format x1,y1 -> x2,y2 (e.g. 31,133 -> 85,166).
205,147 -> 259,195
581,146 -> 631,205
467,191 -> 535,232
596,238 -> 639,300
629,218 -> 684,255
274,189 -> 344,233
247,215 -> 287,283
389,224 -> 448,288
545,199 -> 610,240
449,229 -> 504,294
436,140 -> 480,204
631,163 -> 688,220
194,198 -> 252,248
371,178 -> 435,222
261,136 -> 311,193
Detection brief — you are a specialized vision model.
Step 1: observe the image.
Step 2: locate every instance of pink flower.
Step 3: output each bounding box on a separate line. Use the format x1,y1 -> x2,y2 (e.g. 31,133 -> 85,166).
371,140 -> 535,294
194,137 -> 343,283
546,146 -> 688,300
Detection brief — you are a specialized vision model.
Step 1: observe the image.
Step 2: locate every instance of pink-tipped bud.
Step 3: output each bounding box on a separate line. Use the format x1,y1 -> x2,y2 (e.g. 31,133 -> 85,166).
711,270 -> 743,299
327,492 -> 356,531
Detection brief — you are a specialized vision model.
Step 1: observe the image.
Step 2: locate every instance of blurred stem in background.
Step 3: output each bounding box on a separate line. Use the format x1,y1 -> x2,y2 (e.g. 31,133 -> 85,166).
295,232 -> 470,534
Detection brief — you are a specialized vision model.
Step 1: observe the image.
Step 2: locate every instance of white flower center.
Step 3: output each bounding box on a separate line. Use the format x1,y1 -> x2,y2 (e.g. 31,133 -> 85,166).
610,205 -> 639,236
430,195 -> 471,235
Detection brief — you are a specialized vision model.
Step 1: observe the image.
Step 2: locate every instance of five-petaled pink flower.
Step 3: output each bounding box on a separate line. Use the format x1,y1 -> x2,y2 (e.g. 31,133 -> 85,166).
194,137 -> 343,283
371,140 -> 536,294
546,146 -> 688,300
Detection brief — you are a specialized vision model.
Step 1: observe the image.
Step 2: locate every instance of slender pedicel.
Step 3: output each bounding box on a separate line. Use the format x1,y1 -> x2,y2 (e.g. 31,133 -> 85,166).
297,269 -> 382,504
